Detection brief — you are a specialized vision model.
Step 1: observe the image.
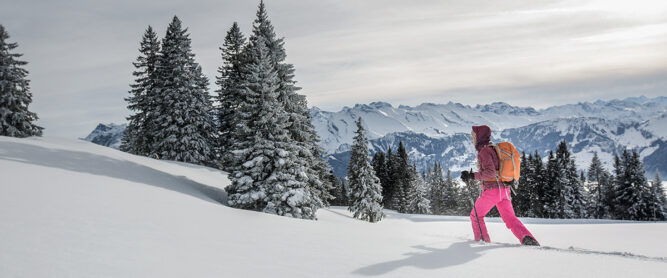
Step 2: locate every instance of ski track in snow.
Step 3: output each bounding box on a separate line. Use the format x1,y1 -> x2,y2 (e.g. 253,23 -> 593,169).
464,239 -> 667,263
480,242 -> 667,263
537,245 -> 667,263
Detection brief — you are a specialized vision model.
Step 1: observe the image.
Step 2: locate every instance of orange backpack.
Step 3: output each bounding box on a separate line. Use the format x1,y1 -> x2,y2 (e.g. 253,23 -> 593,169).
484,142 -> 521,188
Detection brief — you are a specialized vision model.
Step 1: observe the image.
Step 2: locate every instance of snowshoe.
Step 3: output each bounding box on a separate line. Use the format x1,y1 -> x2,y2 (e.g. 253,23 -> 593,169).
522,236 -> 540,246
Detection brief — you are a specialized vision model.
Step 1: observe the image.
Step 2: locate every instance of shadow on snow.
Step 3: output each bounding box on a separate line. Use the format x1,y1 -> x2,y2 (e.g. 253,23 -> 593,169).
0,141 -> 227,206
353,241 -> 514,276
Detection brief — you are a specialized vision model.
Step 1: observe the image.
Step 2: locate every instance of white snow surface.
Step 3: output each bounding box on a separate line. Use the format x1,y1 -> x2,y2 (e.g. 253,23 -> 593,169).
1,136 -> 666,278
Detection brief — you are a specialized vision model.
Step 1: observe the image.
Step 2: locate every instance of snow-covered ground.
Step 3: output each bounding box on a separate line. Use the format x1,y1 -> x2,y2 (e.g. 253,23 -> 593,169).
1,136 -> 666,277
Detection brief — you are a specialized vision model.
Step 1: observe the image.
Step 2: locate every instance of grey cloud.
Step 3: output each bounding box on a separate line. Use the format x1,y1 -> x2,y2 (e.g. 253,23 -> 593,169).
1,0 -> 665,137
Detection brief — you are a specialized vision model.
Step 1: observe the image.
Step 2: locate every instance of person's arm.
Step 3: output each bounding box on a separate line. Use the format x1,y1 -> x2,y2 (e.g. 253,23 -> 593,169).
474,148 -> 496,180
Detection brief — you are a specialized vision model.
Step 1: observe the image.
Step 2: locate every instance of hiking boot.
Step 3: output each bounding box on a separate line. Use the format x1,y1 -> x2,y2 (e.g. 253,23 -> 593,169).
522,236 -> 540,246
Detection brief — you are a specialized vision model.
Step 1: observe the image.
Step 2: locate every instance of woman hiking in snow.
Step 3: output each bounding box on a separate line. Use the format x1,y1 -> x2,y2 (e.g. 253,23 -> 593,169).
460,125 -> 539,246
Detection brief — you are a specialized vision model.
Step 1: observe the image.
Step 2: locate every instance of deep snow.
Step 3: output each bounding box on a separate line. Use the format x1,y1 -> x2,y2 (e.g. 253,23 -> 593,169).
1,136 -> 665,277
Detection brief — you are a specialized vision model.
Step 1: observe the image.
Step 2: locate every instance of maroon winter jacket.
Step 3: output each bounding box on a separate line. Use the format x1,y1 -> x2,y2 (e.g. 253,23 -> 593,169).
472,125 -> 504,190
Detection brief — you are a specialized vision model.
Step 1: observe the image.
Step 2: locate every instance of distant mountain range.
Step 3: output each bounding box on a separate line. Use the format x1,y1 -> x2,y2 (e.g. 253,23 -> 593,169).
83,96 -> 667,177
314,97 -> 667,177
81,123 -> 126,150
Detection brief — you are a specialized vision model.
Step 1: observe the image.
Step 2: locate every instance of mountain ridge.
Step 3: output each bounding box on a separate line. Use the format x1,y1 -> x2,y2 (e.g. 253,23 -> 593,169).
83,96 -> 667,177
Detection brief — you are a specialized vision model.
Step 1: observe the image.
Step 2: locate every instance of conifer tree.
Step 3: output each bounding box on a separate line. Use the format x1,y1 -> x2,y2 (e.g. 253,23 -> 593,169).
598,170 -> 614,218
249,1 -> 333,208
347,118 -> 384,222
580,170 -> 591,218
530,151 -> 546,218
0,25 -> 43,137
310,148 -> 336,207
372,151 -> 392,207
649,171 -> 666,220
456,174 -> 477,216
570,158 -> 588,218
544,142 -> 587,219
429,162 -> 446,215
340,177 -> 351,206
226,34 -> 316,219
330,176 -> 348,206
216,22 -> 246,166
392,141 -> 411,213
442,169 -> 462,215
151,16 -> 216,165
121,26 -> 160,155
587,152 -> 612,219
614,150 -> 653,220
542,151 -> 559,218
555,142 -> 575,218
407,164 -> 432,214
607,154 -> 624,218
384,147 -> 396,208
514,152 -> 533,217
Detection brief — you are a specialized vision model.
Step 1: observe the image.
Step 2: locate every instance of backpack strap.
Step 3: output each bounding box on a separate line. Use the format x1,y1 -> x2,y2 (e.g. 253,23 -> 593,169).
487,143 -> 507,191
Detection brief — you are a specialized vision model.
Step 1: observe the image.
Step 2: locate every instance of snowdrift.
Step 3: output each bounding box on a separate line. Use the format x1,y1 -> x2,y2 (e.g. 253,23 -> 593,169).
1,136 -> 665,277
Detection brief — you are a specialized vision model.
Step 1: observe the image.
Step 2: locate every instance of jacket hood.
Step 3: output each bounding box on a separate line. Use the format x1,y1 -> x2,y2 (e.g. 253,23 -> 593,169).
472,125 -> 491,151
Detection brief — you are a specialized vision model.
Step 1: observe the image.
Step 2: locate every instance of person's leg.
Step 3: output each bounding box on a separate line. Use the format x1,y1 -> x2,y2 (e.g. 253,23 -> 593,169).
496,188 -> 537,243
470,188 -> 499,242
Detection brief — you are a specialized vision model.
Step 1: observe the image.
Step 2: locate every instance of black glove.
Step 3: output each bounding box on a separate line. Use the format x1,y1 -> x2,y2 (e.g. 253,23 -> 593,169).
460,170 -> 474,182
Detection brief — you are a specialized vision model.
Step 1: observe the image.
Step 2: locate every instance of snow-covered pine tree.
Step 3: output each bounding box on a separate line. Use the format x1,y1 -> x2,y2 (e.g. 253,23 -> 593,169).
0,25 -> 43,137
654,171 -> 666,206
195,64 -> 218,151
226,34 -> 317,219
649,171 -> 666,220
372,151 -> 392,207
587,152 -> 610,219
428,162 -> 445,215
442,169 -> 462,215
249,1 -> 333,208
598,170 -> 614,218
121,26 -> 160,155
514,152 -> 533,217
340,177 -> 351,206
570,157 -> 588,218
347,117 -> 384,222
580,170 -> 591,219
407,163 -> 431,214
330,175 -> 348,206
310,150 -> 336,207
651,170 -> 667,220
391,141 -> 411,213
608,154 -> 624,219
216,22 -> 246,168
384,147 -> 396,209
151,16 -> 216,165
529,151 -> 547,218
542,151 -> 560,218
555,141 -> 587,218
614,150 -> 652,220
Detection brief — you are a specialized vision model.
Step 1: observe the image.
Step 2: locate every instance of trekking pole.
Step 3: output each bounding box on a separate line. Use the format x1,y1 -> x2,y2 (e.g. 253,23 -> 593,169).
465,178 -> 486,243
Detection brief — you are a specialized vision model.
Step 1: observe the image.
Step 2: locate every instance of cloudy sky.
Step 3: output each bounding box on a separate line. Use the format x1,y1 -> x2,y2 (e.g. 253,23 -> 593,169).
2,0 -> 667,137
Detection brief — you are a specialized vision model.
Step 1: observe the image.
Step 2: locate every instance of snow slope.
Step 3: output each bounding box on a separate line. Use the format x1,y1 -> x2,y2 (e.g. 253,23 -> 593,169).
1,136 -> 666,278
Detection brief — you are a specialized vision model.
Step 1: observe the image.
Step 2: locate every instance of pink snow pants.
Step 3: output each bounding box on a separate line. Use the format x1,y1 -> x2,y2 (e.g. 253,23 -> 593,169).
470,187 -> 535,243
